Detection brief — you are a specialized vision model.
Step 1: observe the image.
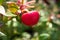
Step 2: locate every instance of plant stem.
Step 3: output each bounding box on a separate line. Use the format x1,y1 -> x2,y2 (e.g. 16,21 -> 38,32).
22,0 -> 24,4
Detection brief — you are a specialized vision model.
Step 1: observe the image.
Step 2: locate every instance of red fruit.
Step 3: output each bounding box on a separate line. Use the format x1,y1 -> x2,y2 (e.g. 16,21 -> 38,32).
21,11 -> 40,26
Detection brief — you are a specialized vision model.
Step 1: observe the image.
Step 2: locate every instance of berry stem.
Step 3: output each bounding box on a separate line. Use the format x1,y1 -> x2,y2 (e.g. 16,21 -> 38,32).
21,0 -> 24,13
22,0 -> 24,5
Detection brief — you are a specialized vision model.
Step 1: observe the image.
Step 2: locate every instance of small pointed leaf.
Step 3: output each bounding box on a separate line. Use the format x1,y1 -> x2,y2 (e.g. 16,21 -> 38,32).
0,5 -> 6,15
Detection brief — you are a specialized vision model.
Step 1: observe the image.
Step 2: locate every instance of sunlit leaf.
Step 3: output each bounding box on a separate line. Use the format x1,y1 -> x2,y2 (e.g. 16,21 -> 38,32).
0,5 -> 6,15
0,5 -> 16,17
0,32 -> 6,36
22,32 -> 31,38
6,20 -> 12,27
6,11 -> 17,17
12,18 -> 19,27
40,33 -> 50,40
7,2 -> 18,13
0,32 -> 7,40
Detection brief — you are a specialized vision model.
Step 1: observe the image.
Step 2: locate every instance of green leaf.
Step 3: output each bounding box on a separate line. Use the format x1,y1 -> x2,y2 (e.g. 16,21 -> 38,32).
39,33 -> 50,40
40,4 -> 45,9
0,5 -> 16,17
40,17 -> 48,22
0,32 -> 7,40
39,10 -> 49,22
12,18 -> 19,27
6,11 -> 17,17
0,0 -> 4,5
6,20 -> 12,27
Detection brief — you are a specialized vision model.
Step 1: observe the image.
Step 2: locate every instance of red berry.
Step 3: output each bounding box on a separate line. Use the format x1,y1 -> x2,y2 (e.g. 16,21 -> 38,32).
21,11 -> 40,26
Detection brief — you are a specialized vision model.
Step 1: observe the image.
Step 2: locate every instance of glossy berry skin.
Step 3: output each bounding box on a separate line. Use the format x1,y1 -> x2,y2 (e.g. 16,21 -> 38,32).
21,11 -> 40,26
